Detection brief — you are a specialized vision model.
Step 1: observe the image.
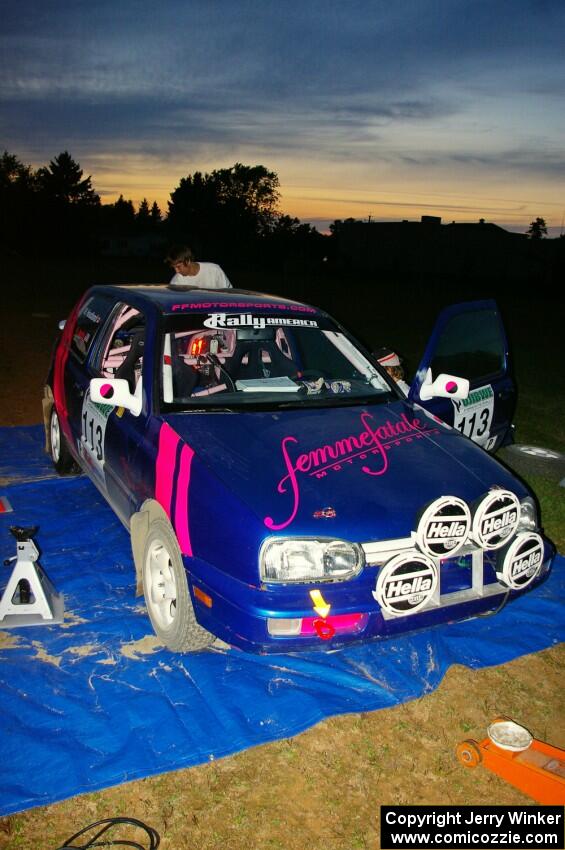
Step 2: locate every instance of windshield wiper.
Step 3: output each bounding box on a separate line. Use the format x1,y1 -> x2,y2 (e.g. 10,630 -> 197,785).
276,393 -> 393,409
169,406 -> 236,414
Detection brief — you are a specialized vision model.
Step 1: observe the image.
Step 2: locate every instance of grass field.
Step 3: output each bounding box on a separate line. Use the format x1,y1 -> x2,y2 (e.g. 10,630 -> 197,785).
0,258 -> 563,849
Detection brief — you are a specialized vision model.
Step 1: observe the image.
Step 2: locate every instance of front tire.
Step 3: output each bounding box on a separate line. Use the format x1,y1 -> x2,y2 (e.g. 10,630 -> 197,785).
141,516 -> 214,652
49,407 -> 77,474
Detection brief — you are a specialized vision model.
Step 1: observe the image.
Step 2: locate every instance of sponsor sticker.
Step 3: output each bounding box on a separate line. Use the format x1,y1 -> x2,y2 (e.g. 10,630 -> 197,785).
497,532 -> 544,589
79,389 -> 112,476
373,552 -> 438,617
264,411 -> 427,531
452,383 -> 494,447
171,301 -> 317,313
203,313 -> 318,330
472,489 -> 520,549
84,308 -> 101,324
416,496 -> 471,558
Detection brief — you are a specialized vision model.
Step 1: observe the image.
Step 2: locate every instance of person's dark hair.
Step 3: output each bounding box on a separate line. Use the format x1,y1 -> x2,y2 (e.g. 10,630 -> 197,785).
165,244 -> 195,265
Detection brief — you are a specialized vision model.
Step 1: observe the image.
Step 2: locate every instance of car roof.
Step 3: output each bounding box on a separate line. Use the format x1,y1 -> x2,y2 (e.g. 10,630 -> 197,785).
90,284 -> 322,316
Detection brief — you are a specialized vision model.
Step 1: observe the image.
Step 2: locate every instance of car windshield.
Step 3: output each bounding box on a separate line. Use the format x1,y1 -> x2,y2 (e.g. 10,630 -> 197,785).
160,311 -> 395,411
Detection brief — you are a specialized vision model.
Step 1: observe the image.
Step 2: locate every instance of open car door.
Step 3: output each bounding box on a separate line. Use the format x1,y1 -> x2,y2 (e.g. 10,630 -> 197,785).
408,300 -> 515,452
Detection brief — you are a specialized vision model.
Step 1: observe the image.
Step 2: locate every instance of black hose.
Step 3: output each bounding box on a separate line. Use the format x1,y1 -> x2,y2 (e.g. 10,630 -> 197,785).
55,816 -> 160,849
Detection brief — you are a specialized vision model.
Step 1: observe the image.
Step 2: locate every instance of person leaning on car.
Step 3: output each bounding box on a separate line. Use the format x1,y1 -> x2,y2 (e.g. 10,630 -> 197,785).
375,347 -> 410,395
166,245 -> 232,289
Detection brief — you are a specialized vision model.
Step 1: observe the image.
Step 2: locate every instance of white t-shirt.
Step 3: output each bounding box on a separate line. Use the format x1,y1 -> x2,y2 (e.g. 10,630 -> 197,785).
169,262 -> 232,289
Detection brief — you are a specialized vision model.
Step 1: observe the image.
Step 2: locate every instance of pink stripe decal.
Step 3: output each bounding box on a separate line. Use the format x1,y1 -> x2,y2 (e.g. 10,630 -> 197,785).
174,443 -> 194,556
155,423 -> 180,518
53,294 -> 87,445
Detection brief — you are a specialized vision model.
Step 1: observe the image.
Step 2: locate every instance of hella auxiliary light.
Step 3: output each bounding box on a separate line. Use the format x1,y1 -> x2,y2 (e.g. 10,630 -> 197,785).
471,489 -> 521,550
416,496 -> 471,558
260,537 -> 363,583
497,532 -> 544,589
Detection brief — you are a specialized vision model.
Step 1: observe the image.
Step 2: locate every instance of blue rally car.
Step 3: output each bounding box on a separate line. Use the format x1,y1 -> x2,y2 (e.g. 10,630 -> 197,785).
43,286 -> 554,653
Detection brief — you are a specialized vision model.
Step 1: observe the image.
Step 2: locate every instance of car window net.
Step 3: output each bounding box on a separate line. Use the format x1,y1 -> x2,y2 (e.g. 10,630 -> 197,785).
100,305 -> 145,392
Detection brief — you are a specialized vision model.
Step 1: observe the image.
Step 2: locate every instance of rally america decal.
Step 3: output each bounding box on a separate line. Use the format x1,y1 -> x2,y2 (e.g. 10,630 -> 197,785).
203,313 -> 318,330
264,411 -> 437,531
452,384 -> 494,447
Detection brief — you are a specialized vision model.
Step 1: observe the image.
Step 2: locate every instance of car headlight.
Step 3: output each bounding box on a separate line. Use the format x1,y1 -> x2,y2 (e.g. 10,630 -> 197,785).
518,497 -> 538,532
260,537 -> 363,583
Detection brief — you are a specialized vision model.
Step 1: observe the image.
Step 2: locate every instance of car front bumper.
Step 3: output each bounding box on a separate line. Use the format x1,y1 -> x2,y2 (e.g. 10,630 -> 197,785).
185,536 -> 555,653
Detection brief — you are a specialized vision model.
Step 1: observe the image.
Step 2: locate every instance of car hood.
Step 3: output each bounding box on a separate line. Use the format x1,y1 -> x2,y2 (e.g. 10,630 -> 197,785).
163,400 -> 526,541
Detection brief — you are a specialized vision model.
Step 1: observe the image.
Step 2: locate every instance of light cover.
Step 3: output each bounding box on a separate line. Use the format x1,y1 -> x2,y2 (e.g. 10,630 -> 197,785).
497,532 -> 544,589
471,489 -> 520,550
260,537 -> 363,583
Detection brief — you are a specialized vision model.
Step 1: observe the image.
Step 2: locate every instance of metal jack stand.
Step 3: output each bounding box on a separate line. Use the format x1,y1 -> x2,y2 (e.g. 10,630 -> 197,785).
0,526 -> 64,627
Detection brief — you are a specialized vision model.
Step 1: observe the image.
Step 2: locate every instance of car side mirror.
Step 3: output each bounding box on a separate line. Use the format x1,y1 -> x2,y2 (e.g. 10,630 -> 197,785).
90,378 -> 142,416
419,368 -> 469,401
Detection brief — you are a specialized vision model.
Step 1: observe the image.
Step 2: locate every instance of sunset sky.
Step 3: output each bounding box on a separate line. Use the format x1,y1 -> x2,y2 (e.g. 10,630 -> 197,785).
2,0 -> 564,234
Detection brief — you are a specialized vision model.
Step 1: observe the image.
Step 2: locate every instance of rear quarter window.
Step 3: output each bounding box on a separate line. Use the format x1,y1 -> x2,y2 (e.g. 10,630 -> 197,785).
70,294 -> 115,364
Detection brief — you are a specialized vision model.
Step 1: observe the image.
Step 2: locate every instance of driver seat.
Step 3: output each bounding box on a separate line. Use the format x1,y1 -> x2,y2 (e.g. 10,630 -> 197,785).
229,340 -> 297,382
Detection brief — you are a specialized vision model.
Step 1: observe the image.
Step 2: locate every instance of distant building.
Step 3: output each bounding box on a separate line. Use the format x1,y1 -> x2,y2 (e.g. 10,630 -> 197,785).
333,216 -> 547,283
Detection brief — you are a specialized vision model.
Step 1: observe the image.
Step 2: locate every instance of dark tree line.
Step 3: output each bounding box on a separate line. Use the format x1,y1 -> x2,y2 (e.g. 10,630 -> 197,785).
166,163 -> 324,267
0,150 -> 162,256
0,150 -> 325,268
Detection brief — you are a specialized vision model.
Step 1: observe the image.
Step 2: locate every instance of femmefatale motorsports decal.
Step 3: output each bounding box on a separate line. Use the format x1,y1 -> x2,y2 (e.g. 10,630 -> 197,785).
264,411 -> 437,531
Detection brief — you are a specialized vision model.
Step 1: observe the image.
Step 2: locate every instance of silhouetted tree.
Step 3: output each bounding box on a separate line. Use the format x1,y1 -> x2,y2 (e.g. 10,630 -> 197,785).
0,151 -> 36,192
134,198 -> 163,234
214,163 -> 280,231
167,163 -> 280,264
150,201 -> 162,226
329,217 -> 356,236
33,152 -> 100,253
0,151 -> 39,251
261,214 -> 326,270
37,151 -> 99,207
136,198 -> 151,229
99,194 -> 136,235
527,217 -> 548,239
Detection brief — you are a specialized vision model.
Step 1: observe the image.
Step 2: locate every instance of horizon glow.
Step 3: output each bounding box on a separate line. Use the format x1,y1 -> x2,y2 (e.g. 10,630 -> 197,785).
2,1 -> 564,235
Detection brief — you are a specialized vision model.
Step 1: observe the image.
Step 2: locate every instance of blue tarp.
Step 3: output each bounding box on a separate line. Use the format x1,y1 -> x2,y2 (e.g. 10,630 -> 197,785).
0,426 -> 563,817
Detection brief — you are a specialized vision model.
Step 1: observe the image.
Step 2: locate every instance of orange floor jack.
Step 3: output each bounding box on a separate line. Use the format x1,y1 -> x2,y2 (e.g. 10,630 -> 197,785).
457,718 -> 565,804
